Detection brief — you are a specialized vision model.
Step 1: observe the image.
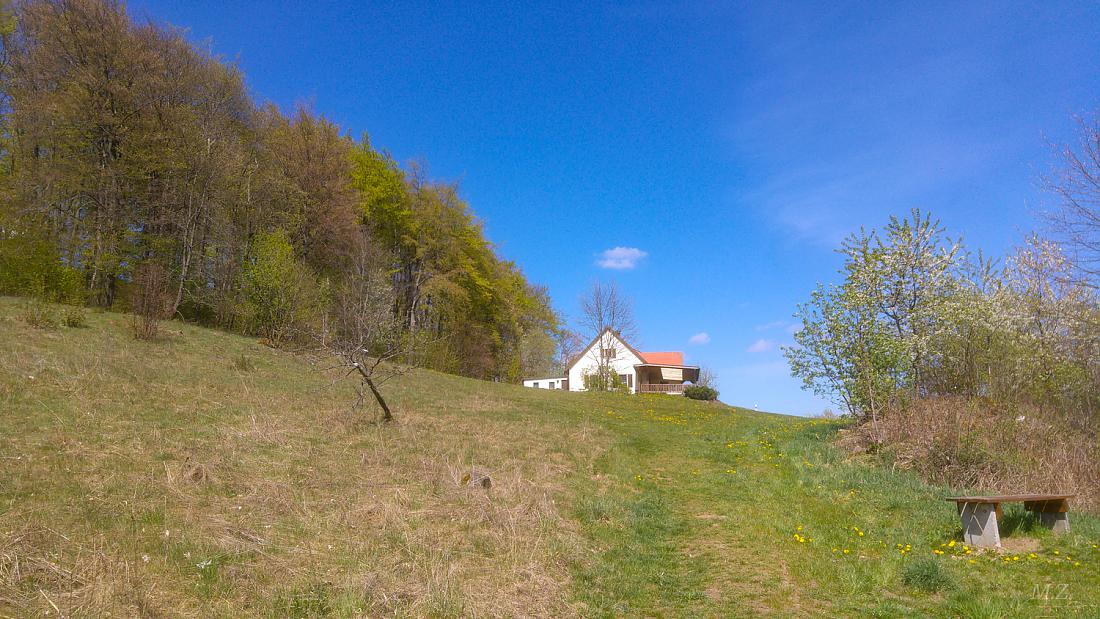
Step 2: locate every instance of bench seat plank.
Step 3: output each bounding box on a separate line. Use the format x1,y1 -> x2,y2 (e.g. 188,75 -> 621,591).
945,493 -> 1074,503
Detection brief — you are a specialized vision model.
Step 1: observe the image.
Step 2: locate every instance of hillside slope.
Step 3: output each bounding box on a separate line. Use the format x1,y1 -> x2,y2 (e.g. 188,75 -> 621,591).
2,297 -> 1098,617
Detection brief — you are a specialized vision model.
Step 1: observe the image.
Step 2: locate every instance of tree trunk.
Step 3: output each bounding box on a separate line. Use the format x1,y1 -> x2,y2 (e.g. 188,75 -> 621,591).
364,377 -> 393,422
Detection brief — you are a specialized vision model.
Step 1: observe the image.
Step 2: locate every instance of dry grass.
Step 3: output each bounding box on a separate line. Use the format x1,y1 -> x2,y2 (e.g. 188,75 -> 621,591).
0,297 -> 598,617
840,396 -> 1100,510
6,297 -> 1098,617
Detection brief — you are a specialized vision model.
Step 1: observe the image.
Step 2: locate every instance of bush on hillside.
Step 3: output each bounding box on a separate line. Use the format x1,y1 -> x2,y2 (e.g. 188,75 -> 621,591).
683,385 -> 718,401
130,262 -> 170,341
583,368 -> 629,394
0,233 -> 85,304
902,557 -> 954,593
21,298 -> 57,329
838,396 -> 1100,510
238,231 -> 327,343
63,306 -> 87,328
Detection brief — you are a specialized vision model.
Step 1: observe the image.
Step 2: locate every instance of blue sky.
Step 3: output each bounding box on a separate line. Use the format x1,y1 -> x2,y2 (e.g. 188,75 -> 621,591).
131,0 -> 1100,415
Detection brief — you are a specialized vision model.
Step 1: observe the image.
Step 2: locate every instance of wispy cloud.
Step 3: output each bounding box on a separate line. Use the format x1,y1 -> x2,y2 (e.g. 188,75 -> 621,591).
754,320 -> 789,332
688,332 -> 710,345
746,338 -> 776,354
721,4 -> 1024,249
597,246 -> 647,270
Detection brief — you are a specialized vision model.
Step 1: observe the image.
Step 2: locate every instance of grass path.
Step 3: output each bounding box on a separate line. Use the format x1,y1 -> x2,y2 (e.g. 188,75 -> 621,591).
565,402 -> 1100,617
2,297 -> 1098,617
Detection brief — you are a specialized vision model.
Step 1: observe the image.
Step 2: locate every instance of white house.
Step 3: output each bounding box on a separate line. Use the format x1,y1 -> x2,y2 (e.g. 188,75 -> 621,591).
524,328 -> 700,394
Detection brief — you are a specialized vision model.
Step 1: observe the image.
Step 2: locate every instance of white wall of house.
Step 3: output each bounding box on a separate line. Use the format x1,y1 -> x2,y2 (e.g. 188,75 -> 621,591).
567,330 -> 643,393
522,377 -> 566,389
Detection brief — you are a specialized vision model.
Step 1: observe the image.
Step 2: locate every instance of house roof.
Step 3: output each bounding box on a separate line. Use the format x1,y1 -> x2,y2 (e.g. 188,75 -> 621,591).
639,351 -> 683,365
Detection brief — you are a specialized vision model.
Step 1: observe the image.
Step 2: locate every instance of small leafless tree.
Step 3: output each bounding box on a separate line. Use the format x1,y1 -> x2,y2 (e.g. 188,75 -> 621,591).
131,262 -> 170,340
579,280 -> 638,341
696,366 -> 718,389
553,328 -> 585,374
328,241 -> 420,423
1042,113 -> 1100,288
578,281 -> 637,389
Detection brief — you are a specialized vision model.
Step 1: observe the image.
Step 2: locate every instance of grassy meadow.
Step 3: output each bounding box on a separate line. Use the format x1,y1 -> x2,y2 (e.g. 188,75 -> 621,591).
1,296 -> 1098,617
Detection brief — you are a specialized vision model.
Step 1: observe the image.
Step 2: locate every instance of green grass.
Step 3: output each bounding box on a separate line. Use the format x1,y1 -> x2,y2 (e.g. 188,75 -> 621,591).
2,296 -> 1098,617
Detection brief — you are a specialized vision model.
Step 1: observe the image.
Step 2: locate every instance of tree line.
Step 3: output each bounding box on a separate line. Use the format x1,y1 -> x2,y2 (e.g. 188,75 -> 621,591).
784,115 -> 1100,435
0,0 -> 559,382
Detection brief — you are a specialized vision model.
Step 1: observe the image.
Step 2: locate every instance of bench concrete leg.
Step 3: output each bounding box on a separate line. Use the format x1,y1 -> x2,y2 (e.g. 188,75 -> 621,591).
960,502 -> 1001,548
1038,511 -> 1070,534
1025,499 -> 1071,535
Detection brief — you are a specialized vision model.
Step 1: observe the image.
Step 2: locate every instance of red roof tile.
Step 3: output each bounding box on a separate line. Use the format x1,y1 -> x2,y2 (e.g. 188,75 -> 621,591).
640,351 -> 684,365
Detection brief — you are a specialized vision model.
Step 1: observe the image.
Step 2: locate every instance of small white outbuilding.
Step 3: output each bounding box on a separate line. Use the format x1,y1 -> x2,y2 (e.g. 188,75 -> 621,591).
522,377 -> 567,390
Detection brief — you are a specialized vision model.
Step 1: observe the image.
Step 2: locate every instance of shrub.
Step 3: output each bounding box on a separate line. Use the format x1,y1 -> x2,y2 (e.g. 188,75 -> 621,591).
131,262 -> 170,340
239,231 -> 327,343
0,232 -> 84,303
683,385 -> 718,401
582,368 -> 629,393
901,556 -> 954,593
232,353 -> 254,372
63,306 -> 88,328
22,298 -> 58,329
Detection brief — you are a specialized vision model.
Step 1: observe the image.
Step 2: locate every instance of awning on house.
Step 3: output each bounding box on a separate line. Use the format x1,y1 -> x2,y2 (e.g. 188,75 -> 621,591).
635,363 -> 700,383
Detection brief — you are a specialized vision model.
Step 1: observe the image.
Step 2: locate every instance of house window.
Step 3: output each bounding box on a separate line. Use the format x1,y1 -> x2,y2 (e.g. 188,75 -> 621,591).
532,382 -> 539,388
549,381 -> 556,389
619,374 -> 633,388
602,346 -> 616,361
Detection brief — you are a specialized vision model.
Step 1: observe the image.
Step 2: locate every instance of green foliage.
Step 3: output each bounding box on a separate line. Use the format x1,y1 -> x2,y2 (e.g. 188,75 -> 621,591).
786,283 -> 908,421
0,232 -> 85,304
4,304 -> 1100,616
0,0 -> 558,380
62,306 -> 88,328
239,231 -> 327,342
785,211 -> 1098,427
683,385 -> 718,401
901,557 -> 954,593
583,368 -> 629,393
21,297 -> 57,329
350,137 -> 412,243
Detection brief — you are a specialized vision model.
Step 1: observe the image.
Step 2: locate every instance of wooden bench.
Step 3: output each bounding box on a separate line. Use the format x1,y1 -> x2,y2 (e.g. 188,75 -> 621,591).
945,494 -> 1074,548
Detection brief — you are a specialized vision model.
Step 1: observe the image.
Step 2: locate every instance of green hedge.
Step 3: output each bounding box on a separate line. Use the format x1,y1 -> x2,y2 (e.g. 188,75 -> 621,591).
683,385 -> 718,401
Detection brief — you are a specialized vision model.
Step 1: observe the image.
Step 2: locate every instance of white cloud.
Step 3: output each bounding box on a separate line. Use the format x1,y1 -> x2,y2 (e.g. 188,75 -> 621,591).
746,338 -> 776,353
597,246 -> 647,270
688,332 -> 710,345
754,320 -> 788,332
